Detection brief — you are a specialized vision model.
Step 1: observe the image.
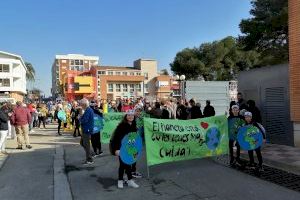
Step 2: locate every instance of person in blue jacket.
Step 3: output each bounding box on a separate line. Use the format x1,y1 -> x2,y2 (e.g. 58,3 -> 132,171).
79,98 -> 95,165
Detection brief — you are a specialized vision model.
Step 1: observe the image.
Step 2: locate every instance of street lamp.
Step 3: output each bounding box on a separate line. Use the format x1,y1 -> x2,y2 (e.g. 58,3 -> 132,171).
175,74 -> 186,101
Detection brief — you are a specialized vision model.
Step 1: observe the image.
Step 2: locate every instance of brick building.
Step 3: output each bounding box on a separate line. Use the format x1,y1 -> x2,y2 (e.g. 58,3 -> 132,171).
289,0 -> 300,146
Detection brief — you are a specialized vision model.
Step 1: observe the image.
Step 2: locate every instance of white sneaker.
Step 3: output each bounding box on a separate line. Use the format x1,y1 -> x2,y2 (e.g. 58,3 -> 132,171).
117,180 -> 124,189
127,180 -> 139,188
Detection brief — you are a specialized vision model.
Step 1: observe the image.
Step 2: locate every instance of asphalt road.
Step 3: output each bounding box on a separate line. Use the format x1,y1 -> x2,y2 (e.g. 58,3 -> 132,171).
0,125 -> 300,200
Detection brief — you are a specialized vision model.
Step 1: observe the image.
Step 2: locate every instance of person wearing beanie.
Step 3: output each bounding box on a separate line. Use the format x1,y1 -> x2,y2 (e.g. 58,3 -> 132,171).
110,110 -> 139,189
228,105 -> 244,167
244,111 -> 266,172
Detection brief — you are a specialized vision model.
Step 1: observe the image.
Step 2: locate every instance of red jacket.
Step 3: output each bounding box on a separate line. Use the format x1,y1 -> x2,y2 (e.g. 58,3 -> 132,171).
10,106 -> 32,126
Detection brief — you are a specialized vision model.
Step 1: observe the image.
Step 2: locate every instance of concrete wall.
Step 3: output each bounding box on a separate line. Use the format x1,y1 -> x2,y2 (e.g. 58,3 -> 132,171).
238,64 -> 294,146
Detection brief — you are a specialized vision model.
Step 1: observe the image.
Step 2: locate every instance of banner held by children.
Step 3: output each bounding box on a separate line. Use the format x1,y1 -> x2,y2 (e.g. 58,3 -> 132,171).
228,118 -> 245,140
144,115 -> 229,166
101,112 -> 125,143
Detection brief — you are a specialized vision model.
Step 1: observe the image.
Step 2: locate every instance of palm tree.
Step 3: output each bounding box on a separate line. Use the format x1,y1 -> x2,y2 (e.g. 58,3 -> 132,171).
25,62 -> 35,81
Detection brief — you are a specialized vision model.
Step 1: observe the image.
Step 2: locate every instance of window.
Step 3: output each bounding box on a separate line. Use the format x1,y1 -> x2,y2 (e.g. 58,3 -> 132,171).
123,72 -> 127,75
70,60 -> 74,65
98,71 -> 106,75
130,84 -> 134,92
0,64 -> 9,72
136,84 -> 141,92
144,73 -> 148,80
116,71 -> 121,75
136,72 -> 141,76
116,84 -> 121,92
80,60 -> 83,65
75,60 -> 80,65
108,84 -> 114,92
123,84 -> 128,92
108,71 -> 114,75
130,72 -> 134,76
0,79 -> 10,87
145,83 -> 148,89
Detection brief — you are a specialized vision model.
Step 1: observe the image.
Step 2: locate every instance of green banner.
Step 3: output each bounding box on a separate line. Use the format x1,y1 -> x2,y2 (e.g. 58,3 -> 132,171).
144,115 -> 229,166
101,112 -> 125,143
103,112 -> 124,121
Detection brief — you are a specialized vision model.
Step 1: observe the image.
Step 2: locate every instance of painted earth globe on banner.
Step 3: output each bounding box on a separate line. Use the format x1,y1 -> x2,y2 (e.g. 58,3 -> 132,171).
237,125 -> 263,150
93,114 -> 103,134
57,110 -> 66,122
205,127 -> 221,150
228,118 -> 245,140
120,132 -> 143,165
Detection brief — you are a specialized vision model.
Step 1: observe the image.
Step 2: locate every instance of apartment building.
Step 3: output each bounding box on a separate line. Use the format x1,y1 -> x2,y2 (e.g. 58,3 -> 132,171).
51,54 -> 99,98
0,51 -> 28,102
90,66 -> 144,100
133,59 -> 158,97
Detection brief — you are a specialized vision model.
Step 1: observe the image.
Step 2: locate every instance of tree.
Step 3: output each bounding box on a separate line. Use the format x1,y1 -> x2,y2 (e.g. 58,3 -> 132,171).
160,69 -> 169,75
170,48 -> 205,80
25,62 -> 35,81
170,36 -> 260,81
239,0 -> 288,65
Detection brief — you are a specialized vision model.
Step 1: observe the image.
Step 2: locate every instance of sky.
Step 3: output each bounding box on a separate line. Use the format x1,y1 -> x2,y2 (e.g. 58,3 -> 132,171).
0,0 -> 252,96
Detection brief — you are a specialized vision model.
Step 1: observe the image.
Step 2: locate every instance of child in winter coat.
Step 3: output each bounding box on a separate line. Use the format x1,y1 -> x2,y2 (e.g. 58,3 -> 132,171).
228,105 -> 245,166
244,111 -> 266,172
110,110 -> 139,189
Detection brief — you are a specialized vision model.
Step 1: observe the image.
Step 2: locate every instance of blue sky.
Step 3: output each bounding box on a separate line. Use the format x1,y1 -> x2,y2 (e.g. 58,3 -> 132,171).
0,0 -> 252,96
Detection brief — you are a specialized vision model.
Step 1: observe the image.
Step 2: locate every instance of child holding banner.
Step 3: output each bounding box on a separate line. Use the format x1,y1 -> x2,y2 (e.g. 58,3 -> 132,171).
244,112 -> 266,172
131,107 -> 143,178
110,110 -> 139,189
90,101 -> 103,157
228,105 -> 244,167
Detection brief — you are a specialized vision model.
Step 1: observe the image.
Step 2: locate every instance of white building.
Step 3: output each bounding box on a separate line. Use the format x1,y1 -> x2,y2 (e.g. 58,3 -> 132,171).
0,51 -> 28,102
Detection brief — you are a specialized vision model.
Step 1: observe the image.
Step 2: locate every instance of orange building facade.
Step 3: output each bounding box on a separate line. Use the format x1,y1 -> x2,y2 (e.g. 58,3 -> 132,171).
62,70 -> 97,102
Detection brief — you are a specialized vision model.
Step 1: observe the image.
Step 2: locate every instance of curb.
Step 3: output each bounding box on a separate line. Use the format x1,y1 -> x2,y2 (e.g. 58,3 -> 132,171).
0,154 -> 8,170
54,144 -> 73,200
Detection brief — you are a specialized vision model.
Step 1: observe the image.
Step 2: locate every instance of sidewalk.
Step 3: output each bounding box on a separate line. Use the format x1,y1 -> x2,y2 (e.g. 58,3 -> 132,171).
240,143 -> 300,175
0,124 -> 76,200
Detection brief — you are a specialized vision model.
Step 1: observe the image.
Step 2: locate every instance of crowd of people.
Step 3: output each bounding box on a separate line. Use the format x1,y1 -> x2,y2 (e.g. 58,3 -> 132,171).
0,92 -> 265,189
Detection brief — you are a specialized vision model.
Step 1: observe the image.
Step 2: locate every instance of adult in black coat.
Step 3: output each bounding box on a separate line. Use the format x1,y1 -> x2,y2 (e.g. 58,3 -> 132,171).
247,100 -> 262,123
189,99 -> 203,119
0,108 -> 8,154
176,100 -> 188,120
237,92 -> 248,111
203,100 -> 215,117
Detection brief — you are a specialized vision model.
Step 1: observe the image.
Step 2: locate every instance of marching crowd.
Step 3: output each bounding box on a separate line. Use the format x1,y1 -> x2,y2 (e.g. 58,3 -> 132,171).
0,92 -> 265,189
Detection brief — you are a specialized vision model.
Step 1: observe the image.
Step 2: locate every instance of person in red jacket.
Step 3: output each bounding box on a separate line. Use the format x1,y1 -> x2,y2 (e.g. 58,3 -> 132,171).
10,101 -> 32,149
